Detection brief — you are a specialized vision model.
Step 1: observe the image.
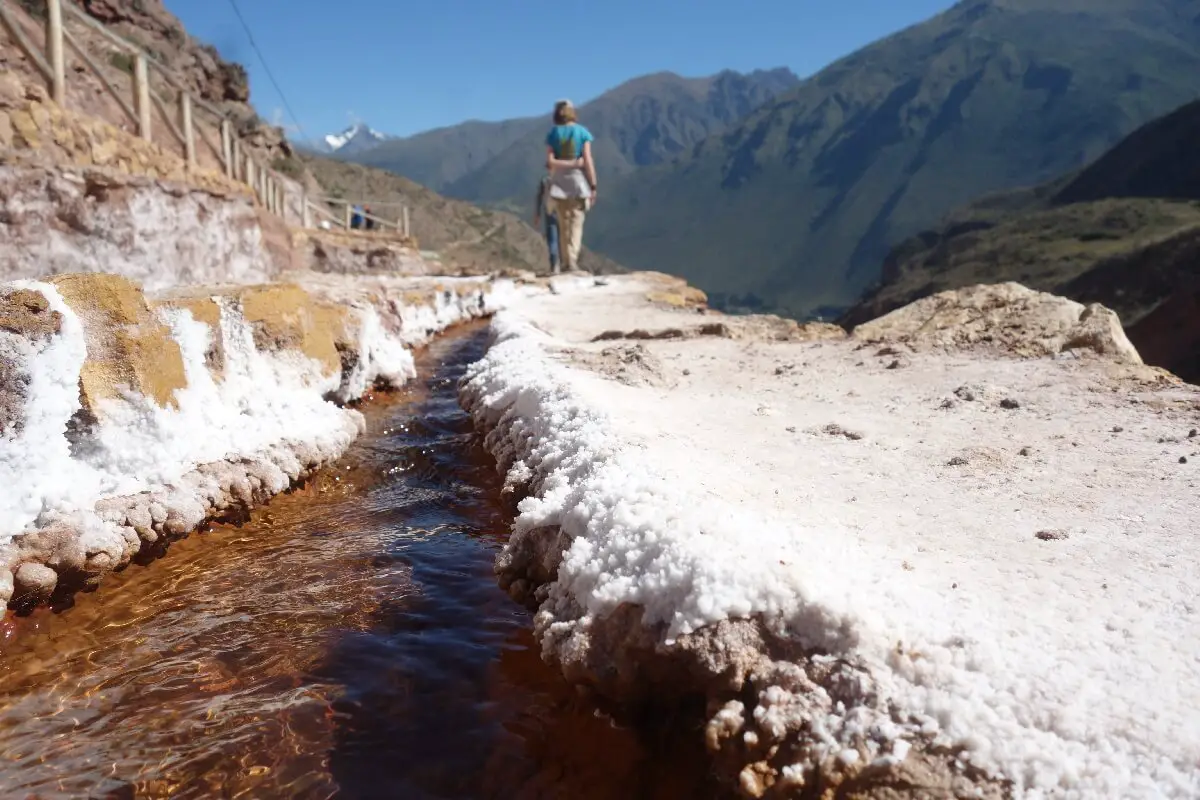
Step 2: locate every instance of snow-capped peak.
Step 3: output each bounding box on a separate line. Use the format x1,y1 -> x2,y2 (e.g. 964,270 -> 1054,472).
319,122 -> 388,154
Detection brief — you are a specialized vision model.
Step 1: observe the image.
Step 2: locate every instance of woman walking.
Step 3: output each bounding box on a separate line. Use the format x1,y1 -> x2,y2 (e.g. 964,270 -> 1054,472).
544,99 -> 597,272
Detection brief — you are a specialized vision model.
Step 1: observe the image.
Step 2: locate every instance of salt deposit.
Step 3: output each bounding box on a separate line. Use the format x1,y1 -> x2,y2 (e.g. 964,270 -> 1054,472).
0,273 -> 524,608
460,275 -> 1200,798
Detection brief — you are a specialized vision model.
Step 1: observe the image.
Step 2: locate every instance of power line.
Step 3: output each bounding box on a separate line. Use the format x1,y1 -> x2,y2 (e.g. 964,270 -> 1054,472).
223,0 -> 309,142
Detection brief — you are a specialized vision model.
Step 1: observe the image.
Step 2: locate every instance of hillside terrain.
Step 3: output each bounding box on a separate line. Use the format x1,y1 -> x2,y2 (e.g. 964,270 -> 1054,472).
841,94 -> 1200,382
301,156 -> 625,275
344,68 -> 799,210
576,0 -> 1200,318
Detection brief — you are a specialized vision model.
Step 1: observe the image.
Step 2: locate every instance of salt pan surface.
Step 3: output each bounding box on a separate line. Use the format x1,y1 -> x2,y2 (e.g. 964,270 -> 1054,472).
462,280 -> 1200,798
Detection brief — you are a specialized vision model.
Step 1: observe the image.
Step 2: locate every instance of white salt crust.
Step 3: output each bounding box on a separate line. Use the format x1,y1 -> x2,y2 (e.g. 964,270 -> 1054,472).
460,308 -> 1200,799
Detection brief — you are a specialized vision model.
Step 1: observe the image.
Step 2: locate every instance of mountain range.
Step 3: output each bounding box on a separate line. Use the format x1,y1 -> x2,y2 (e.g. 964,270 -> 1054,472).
331,0 -> 1200,324
338,68 -> 801,210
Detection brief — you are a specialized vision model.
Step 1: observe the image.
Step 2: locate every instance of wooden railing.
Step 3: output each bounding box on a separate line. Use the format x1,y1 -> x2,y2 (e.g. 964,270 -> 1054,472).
0,0 -> 412,238
308,196 -> 412,236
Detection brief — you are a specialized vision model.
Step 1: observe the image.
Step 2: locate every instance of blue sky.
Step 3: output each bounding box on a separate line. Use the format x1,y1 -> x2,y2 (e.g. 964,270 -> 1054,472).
165,0 -> 955,141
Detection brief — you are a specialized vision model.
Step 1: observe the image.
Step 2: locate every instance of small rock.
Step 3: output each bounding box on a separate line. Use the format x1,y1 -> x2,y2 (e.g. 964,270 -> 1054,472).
1189,429 -> 1197,438
786,426 -> 796,433
682,369 -> 690,376
947,456 -> 969,466
999,398 -> 1020,409
1181,456 -> 1189,464
954,385 -> 978,402
952,582 -> 958,589
13,562 -> 57,600
1018,447 -> 1032,456
1035,529 -> 1069,541
821,423 -> 863,440
938,398 -> 956,410
1111,426 -> 1123,433
886,359 -> 903,370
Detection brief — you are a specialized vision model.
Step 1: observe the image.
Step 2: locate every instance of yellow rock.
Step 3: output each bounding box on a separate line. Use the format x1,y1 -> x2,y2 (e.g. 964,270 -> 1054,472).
10,110 -> 39,148
89,137 -> 118,165
0,288 -> 63,340
152,295 -> 225,381
48,274 -> 187,412
28,101 -> 50,132
236,284 -> 345,377
646,286 -> 708,309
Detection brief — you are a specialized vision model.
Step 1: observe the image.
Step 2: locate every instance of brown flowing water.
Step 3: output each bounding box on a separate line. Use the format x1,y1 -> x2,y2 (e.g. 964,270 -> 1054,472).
0,326 -> 718,800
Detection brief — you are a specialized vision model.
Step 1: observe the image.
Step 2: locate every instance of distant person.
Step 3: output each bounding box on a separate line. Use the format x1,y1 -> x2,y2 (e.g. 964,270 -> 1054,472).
544,99 -> 597,271
350,205 -> 364,230
533,175 -> 560,274
363,205 -> 376,231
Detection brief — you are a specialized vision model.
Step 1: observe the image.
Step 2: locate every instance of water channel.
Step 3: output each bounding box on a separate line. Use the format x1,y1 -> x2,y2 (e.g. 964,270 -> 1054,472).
0,325 -> 719,799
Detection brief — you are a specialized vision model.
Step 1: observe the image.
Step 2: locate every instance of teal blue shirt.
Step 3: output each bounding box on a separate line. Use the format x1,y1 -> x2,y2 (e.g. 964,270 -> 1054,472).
545,123 -> 594,160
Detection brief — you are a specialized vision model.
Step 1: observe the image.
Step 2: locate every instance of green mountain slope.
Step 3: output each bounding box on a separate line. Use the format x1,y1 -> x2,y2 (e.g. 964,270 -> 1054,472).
341,69 -> 799,209
584,0 -> 1200,319
839,94 -> 1200,382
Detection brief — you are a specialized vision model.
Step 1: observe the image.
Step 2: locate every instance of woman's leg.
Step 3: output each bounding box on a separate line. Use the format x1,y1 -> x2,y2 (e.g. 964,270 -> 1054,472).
552,198 -> 571,269
557,198 -> 587,270
545,213 -> 560,274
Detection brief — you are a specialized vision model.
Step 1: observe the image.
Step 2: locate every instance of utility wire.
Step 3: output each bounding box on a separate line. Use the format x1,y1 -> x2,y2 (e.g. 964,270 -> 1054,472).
223,0 -> 309,142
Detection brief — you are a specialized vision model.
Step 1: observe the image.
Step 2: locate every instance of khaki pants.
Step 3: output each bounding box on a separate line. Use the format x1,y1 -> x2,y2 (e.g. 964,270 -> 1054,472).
551,197 -> 587,270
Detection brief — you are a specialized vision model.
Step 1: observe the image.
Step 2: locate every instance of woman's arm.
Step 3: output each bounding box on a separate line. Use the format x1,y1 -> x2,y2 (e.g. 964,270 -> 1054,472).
546,144 -> 585,170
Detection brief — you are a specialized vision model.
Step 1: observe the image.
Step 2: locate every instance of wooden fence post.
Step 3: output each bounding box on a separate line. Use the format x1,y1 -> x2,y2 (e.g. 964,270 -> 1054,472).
46,0 -> 65,105
179,92 -> 195,167
402,205 -> 411,238
301,193 -> 312,228
343,202 -> 352,229
220,120 -> 233,178
133,54 -> 151,140
245,157 -> 254,194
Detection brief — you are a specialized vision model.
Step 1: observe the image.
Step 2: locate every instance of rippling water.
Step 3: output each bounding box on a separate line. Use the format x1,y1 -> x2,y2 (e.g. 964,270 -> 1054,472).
0,325 -> 718,799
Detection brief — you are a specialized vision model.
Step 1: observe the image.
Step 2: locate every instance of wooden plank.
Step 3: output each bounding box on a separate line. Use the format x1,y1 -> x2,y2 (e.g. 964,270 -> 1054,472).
46,0 -> 65,104
134,54 -> 151,140
62,27 -> 137,125
0,3 -> 53,82
308,200 -> 344,227
179,92 -> 195,167
402,205 -> 411,238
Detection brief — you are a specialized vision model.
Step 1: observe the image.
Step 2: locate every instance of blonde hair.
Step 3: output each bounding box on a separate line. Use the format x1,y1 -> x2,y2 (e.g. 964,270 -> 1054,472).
553,99 -> 577,125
